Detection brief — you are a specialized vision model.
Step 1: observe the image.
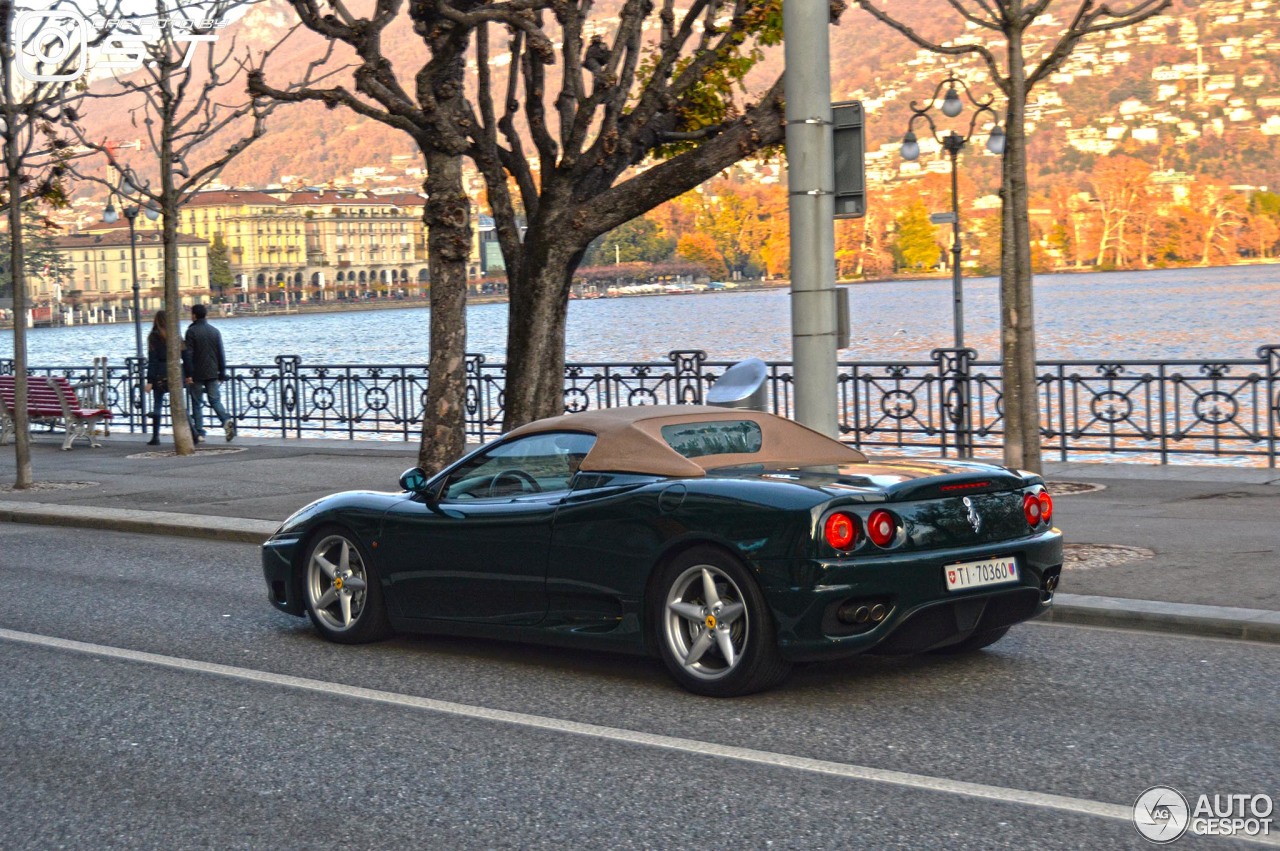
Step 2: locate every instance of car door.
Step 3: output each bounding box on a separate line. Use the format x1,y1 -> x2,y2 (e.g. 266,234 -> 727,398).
378,432 -> 595,625
542,472 -> 667,635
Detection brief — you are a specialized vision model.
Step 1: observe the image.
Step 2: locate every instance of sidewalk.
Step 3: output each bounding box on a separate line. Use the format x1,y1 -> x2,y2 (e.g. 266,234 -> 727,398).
2,430 -> 1278,644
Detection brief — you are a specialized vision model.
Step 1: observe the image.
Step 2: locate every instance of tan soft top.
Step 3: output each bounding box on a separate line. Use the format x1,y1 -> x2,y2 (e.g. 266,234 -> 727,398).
506,405 -> 867,478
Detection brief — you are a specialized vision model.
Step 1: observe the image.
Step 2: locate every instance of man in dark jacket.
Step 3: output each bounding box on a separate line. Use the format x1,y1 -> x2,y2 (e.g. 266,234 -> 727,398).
184,303 -> 236,441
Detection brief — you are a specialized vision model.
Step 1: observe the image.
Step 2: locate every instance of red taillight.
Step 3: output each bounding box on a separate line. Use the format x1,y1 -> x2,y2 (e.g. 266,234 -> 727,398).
1023,493 -> 1043,527
867,509 -> 898,548
1038,490 -> 1053,524
824,512 -> 860,551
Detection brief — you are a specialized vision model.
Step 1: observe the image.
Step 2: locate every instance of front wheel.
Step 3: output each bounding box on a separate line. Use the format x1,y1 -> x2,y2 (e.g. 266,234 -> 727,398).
652,547 -> 791,697
302,526 -> 392,644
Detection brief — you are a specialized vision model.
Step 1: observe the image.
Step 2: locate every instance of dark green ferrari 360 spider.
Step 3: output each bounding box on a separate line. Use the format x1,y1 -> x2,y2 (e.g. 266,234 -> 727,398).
262,405 -> 1062,697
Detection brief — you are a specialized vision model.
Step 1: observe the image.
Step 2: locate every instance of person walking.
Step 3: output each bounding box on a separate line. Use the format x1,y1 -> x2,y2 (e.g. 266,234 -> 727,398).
184,303 -> 236,442
144,311 -> 198,445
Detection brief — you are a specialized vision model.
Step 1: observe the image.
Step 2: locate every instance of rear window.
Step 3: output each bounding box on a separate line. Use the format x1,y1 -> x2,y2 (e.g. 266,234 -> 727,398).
660,420 -> 763,458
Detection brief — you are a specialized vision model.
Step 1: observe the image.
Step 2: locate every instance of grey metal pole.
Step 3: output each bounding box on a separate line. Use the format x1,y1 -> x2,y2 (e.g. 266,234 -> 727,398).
948,142 -> 964,349
946,139 -> 971,457
127,208 -> 143,363
125,206 -> 148,432
783,0 -> 839,437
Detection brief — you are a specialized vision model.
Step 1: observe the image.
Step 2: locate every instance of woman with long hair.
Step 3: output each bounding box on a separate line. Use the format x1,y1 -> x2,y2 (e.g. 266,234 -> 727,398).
144,310 -> 197,446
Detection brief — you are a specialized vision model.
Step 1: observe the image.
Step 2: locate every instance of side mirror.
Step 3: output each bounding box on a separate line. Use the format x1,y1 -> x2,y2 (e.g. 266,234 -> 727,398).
399,467 -> 431,495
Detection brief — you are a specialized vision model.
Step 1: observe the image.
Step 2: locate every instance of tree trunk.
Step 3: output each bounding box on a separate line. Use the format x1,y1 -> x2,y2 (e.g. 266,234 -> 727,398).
1200,208 -> 1221,266
1139,216 -> 1151,268
1000,27 -> 1042,474
4,120 -> 33,489
417,147 -> 470,473
501,226 -> 580,430
156,93 -> 196,456
162,208 -> 195,456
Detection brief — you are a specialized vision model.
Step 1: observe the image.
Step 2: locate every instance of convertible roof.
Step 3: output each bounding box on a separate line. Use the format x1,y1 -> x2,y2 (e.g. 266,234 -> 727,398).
506,405 -> 867,478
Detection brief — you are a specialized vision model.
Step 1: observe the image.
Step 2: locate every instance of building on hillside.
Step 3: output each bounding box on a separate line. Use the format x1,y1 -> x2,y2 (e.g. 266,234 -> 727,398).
282,190 -> 429,299
34,229 -> 209,324
175,189 -> 430,303
176,190 -> 307,301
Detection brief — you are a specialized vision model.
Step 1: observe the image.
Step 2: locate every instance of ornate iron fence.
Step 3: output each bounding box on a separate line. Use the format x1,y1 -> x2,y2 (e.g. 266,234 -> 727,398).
4,345 -> 1278,465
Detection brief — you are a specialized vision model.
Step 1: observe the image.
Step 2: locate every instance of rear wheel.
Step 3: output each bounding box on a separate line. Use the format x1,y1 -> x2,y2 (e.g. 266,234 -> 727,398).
653,546 -> 791,697
303,526 -> 392,644
929,626 -> 1010,655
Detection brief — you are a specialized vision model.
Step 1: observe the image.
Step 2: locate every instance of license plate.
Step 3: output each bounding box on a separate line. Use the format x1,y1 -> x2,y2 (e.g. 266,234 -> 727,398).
944,557 -> 1019,591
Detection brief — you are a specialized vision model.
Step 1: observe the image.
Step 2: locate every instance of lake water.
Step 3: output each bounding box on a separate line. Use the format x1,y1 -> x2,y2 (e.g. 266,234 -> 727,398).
4,265 -> 1279,367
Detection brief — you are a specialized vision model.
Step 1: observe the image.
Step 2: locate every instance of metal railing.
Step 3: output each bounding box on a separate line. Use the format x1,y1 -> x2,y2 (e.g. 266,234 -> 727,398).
4,345 -> 1278,465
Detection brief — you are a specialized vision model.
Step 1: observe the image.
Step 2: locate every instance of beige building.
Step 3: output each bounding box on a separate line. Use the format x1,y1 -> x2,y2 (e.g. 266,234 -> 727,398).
176,189 -> 307,299
283,190 -> 429,298
176,189 -> 430,302
39,229 -> 210,320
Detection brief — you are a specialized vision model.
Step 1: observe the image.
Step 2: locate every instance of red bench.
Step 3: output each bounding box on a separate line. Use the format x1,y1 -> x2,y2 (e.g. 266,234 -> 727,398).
0,374 -> 112,450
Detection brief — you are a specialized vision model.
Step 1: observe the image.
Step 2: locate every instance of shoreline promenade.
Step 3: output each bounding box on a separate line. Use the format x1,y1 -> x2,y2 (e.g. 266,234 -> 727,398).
2,432 -> 1277,645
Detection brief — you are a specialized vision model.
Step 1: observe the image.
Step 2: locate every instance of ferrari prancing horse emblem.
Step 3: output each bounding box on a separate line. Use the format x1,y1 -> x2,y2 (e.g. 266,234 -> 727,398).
962,496 -> 982,534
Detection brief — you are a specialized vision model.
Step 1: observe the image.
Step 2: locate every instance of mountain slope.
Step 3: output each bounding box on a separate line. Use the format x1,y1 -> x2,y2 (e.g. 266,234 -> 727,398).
76,0 -> 1279,194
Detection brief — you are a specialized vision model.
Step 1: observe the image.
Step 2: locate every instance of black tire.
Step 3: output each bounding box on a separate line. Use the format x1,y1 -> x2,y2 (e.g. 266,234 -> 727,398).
928,626 -> 1010,655
651,546 -> 791,697
302,525 -> 392,644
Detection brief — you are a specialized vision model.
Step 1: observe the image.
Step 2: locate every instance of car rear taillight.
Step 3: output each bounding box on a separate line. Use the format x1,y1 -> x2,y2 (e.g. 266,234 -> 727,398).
1038,490 -> 1053,524
1023,492 -> 1043,527
866,509 -> 898,548
824,512 -> 860,551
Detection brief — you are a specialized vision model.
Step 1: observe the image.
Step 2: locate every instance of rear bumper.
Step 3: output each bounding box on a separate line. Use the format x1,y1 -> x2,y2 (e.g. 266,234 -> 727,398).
764,528 -> 1062,662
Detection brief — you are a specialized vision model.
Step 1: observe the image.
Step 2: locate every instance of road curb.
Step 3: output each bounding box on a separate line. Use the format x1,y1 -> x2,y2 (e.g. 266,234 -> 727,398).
0,501 -> 276,545
1045,593 -> 1280,644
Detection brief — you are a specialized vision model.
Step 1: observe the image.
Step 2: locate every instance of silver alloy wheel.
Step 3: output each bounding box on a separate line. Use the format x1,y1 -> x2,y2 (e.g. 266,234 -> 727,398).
662,564 -> 749,681
306,534 -> 371,633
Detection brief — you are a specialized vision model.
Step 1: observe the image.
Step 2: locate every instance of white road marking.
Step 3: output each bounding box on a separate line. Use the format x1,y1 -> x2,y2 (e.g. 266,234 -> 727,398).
4,626 -> 1278,846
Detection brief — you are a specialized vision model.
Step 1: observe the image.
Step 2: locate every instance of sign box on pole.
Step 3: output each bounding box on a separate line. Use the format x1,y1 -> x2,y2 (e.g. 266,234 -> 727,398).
832,100 -> 866,219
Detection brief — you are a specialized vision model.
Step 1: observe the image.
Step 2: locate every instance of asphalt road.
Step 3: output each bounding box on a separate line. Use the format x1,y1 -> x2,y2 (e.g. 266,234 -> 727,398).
3,524 -> 1277,850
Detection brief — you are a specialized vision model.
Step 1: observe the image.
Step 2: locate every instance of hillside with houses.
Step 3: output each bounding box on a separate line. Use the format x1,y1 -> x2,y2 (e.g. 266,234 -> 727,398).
6,0 -> 1278,320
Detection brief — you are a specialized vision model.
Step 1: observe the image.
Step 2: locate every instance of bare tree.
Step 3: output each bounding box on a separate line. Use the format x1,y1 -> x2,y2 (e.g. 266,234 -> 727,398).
67,0 -> 314,455
468,0 -> 825,429
1184,180 -> 1245,266
2,0 -> 123,487
249,0 -> 552,473
1089,155 -> 1151,267
854,0 -> 1171,473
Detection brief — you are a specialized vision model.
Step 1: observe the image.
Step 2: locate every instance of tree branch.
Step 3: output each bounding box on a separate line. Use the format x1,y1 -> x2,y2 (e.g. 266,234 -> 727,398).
854,1 -> 1005,93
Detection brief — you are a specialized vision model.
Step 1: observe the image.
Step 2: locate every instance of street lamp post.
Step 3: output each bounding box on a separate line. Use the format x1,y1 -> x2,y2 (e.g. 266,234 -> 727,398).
103,171 -> 159,429
108,203 -> 143,359
103,185 -> 159,360
900,72 -> 1005,456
